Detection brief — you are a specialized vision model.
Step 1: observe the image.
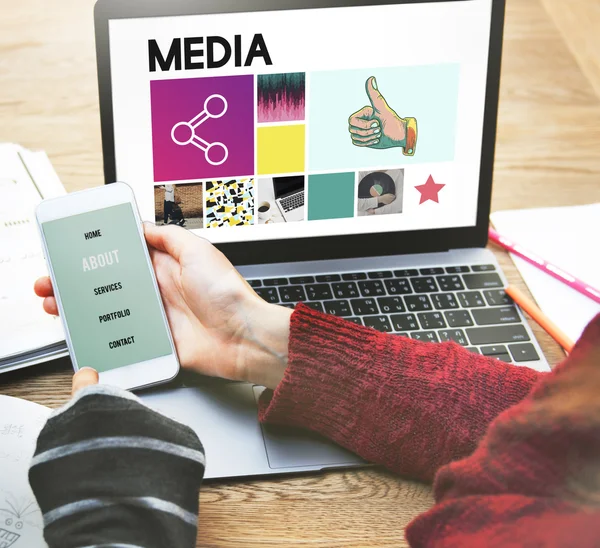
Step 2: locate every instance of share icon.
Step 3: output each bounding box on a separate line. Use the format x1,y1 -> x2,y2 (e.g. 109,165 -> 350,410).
170,94 -> 229,166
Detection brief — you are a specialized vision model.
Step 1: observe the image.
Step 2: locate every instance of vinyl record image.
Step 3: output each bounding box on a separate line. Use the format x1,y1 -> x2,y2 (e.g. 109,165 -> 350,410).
358,171 -> 396,199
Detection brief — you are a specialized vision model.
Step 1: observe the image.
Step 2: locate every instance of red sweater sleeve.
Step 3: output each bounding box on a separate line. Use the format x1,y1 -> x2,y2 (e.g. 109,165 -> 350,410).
258,304 -> 542,482
258,305 -> 600,546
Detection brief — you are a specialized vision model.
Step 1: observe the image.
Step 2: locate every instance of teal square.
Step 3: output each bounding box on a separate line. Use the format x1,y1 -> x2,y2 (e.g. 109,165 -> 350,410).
308,173 -> 356,221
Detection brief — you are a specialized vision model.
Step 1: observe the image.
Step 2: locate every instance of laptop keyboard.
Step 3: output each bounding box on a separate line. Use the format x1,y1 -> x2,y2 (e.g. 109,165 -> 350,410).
279,192 -> 304,213
248,264 -> 541,365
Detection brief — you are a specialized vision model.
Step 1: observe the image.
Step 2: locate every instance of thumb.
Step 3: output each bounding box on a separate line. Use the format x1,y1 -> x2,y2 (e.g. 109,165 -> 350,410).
366,76 -> 389,113
72,367 -> 99,397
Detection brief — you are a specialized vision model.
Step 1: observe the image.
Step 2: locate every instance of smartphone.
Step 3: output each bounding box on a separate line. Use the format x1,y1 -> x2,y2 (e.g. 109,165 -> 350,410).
36,182 -> 179,390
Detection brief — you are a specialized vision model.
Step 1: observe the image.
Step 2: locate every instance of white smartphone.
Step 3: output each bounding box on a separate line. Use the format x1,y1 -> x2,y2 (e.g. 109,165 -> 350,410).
36,182 -> 179,390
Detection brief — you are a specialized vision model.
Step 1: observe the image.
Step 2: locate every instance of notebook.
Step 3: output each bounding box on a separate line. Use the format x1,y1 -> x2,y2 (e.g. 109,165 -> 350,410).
491,204 -> 600,344
0,144 -> 68,373
0,395 -> 51,548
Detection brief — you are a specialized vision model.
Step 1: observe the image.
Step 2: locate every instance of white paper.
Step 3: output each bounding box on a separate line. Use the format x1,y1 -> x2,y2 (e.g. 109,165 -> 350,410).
0,145 -> 66,362
0,395 -> 50,548
491,204 -> 600,343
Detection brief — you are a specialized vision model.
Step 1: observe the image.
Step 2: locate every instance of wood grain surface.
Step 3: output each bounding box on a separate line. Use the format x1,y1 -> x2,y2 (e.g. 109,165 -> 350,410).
1,0 -> 599,546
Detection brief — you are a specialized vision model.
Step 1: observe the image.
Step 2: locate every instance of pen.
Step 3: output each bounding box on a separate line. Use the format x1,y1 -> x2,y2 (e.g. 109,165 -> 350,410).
489,227 -> 600,305
505,285 -> 575,353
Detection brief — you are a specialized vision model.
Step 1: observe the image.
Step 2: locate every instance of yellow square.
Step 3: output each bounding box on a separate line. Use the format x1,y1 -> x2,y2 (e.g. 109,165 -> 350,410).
258,125 -> 305,175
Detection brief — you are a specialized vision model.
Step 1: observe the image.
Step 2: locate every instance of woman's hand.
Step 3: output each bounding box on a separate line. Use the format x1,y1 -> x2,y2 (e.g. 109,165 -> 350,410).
34,224 -> 292,389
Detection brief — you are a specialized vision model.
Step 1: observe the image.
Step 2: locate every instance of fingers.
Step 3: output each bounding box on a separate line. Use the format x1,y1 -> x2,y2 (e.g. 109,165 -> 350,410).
72,367 -> 99,396
348,106 -> 378,130
352,137 -> 380,147
34,276 -> 54,298
348,125 -> 381,138
366,76 -> 389,113
43,296 -> 59,316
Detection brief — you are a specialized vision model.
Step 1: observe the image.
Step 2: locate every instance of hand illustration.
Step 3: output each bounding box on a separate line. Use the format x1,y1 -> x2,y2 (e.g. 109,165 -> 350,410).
378,193 -> 396,205
348,76 -> 417,156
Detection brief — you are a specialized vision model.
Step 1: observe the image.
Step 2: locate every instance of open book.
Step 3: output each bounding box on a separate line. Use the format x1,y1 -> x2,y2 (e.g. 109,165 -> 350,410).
0,395 -> 51,548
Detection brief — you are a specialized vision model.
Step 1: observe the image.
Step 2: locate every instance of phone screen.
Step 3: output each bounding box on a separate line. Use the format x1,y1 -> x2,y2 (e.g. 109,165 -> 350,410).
41,202 -> 172,373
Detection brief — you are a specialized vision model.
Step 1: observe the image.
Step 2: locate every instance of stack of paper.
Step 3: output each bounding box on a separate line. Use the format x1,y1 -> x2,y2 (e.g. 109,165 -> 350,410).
0,144 -> 68,373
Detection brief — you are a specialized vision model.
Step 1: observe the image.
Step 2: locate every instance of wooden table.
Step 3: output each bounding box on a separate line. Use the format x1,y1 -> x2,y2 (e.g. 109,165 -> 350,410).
1,1 -> 600,546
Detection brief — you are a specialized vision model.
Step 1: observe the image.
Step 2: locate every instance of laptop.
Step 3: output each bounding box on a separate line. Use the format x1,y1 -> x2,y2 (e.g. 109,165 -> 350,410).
274,176 -> 305,222
94,0 -> 549,479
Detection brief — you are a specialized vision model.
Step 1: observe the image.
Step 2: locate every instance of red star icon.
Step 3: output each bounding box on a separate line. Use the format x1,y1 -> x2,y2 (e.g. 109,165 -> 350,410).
415,175 -> 445,204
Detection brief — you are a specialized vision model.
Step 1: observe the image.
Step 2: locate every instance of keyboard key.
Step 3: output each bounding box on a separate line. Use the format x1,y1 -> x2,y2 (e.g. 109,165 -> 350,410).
288,276 -> 315,284
364,315 -> 393,332
247,279 -> 262,288
395,332 -> 410,338
278,285 -> 307,303
432,294 -> 459,310
446,266 -> 470,274
263,278 -> 289,286
411,331 -> 440,343
346,317 -> 363,325
350,298 -> 379,316
385,278 -> 412,295
306,284 -> 333,301
390,313 -> 419,331
405,295 -> 433,312
436,275 -> 465,291
484,289 -> 513,306
480,345 -> 509,356
304,301 -> 324,313
342,272 -> 367,281
316,274 -> 341,283
394,269 -> 419,277
509,343 -> 540,363
463,273 -> 503,290
282,304 -> 295,309
255,287 -> 279,303
377,296 -> 405,313
472,306 -> 520,326
489,354 -> 512,363
472,264 -> 496,272
465,347 -> 480,354
418,312 -> 446,329
466,325 -> 531,345
323,300 -> 352,317
444,310 -> 474,328
457,291 -> 486,308
411,277 -> 439,293
439,329 -> 468,346
332,282 -> 359,299
419,268 -> 444,275
368,271 -> 393,279
359,280 -> 386,297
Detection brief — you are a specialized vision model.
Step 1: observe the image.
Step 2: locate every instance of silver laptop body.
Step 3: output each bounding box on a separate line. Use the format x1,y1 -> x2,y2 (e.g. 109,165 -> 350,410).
95,0 -> 543,479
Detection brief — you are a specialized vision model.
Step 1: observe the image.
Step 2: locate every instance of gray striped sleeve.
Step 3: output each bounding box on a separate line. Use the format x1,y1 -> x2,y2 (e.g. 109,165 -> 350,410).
29,384 -> 205,548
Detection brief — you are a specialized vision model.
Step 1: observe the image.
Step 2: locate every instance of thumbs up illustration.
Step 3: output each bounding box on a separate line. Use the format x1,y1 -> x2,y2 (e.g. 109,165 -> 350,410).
348,76 -> 417,156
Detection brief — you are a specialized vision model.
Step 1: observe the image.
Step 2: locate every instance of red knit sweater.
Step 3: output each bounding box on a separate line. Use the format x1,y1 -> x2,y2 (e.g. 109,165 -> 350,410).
258,305 -> 600,547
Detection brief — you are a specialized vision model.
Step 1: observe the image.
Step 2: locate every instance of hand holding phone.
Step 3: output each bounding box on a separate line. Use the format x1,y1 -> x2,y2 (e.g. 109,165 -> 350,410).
36,183 -> 179,390
36,188 -> 292,391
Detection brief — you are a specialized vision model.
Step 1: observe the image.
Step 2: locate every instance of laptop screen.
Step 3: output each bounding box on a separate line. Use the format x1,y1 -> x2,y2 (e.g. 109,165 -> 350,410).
273,176 -> 304,200
107,0 -> 493,242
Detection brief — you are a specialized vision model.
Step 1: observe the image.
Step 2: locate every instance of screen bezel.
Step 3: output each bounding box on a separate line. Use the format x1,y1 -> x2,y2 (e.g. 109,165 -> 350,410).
36,182 -> 180,390
95,0 -> 505,266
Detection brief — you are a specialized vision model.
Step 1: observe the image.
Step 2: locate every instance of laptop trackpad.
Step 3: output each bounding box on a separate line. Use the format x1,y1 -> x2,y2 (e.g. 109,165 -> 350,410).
253,386 -> 364,470
139,383 -> 269,479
